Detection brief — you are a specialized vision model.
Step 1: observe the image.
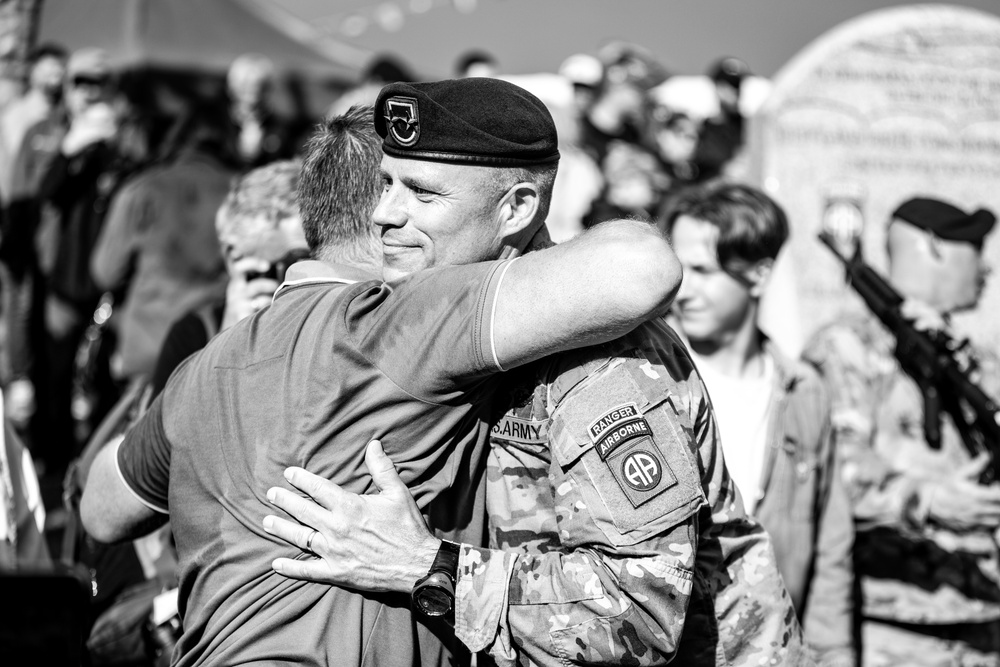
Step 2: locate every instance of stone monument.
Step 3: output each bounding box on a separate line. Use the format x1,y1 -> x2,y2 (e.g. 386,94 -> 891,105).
750,4 -> 1000,354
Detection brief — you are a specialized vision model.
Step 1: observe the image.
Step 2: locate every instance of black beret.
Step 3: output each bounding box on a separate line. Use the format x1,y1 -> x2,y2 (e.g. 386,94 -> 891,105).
374,78 -> 560,167
892,197 -> 997,247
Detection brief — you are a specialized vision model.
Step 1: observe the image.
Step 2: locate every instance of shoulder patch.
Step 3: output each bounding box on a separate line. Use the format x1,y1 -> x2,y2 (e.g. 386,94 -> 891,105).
605,438 -> 676,508
588,403 -> 655,462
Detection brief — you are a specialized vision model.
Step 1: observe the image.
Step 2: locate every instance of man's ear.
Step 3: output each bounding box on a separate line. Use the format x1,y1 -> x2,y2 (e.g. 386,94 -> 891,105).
746,258 -> 774,298
497,182 -> 541,241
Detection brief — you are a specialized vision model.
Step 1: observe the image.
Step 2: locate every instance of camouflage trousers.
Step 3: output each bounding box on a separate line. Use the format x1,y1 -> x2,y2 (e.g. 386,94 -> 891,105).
862,618 -> 1000,667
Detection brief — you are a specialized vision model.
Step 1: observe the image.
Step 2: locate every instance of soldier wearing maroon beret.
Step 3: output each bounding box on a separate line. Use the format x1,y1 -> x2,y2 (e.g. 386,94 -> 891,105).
264,77 -> 807,666
805,196 -> 1000,667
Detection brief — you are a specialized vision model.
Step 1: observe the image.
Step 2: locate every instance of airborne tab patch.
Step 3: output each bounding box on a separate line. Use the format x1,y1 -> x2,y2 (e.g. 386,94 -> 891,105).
595,419 -> 652,460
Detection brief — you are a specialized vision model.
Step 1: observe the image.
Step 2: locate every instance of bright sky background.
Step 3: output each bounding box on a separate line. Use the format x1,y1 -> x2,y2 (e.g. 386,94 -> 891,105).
277,0 -> 1000,79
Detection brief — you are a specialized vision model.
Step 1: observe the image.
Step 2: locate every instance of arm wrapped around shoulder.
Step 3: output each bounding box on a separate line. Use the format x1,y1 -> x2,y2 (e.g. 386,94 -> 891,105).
493,219 -> 681,368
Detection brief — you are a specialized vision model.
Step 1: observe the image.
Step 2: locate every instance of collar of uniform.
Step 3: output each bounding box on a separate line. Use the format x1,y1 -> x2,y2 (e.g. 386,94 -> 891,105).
273,259 -> 378,302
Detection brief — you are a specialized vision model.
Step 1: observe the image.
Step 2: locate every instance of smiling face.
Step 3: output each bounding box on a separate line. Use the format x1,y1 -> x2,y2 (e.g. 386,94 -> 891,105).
670,215 -> 759,346
373,154 -> 506,281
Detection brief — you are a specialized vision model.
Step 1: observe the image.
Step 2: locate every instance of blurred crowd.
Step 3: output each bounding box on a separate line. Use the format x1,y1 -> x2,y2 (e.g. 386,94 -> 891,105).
0,40 -> 755,507
0,34 -> 997,667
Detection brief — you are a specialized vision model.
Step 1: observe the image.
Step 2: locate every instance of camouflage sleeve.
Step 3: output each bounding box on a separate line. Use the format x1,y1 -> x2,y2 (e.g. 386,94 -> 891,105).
455,356 -> 706,666
802,325 -> 929,529
457,532 -> 697,666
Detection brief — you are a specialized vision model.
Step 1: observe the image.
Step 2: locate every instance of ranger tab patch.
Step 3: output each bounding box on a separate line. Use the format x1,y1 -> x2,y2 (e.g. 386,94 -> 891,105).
589,403 -> 653,461
589,403 -> 641,442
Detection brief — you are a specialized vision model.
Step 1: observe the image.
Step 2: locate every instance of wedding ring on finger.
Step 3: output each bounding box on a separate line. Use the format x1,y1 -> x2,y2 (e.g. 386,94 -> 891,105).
305,529 -> 318,553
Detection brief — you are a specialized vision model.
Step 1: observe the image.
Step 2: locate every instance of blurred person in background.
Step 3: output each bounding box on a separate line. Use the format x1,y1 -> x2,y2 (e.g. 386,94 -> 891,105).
578,42 -> 670,227
804,197 -> 1000,667
577,42 -> 667,165
538,53 -> 604,242
226,53 -> 296,170
57,160 -> 308,665
148,159 -> 307,398
327,53 -> 415,118
694,56 -> 749,182
559,52 -> 603,123
28,46 -> 130,474
0,387 -> 48,568
0,43 -> 68,202
0,44 -> 68,434
662,182 -> 855,667
453,49 -> 498,78
90,105 -> 235,386
648,105 -> 699,186
584,138 -> 668,225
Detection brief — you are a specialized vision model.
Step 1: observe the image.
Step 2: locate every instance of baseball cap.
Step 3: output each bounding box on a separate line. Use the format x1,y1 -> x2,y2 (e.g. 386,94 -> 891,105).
67,48 -> 110,81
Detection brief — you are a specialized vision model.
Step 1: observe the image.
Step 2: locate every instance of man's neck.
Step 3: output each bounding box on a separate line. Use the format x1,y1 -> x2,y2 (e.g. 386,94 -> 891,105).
689,318 -> 765,379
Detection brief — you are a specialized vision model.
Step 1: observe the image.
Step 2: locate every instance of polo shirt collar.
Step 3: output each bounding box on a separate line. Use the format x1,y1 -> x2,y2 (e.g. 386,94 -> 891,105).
273,260 -> 379,301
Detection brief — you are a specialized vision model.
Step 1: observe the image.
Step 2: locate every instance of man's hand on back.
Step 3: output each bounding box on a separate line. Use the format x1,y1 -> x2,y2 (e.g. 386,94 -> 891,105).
264,440 -> 440,593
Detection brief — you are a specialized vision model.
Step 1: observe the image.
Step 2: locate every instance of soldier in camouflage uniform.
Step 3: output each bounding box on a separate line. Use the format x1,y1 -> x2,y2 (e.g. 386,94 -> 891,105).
804,197 -> 1000,667
264,78 -> 806,665
462,322 -> 806,665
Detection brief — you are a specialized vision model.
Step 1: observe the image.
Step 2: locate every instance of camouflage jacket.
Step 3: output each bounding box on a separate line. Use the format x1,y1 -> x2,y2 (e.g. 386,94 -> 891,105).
803,313 -> 1000,624
453,320 -> 807,666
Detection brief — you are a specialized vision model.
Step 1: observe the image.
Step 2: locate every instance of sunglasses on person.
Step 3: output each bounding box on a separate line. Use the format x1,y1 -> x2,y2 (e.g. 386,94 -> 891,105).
71,75 -> 107,88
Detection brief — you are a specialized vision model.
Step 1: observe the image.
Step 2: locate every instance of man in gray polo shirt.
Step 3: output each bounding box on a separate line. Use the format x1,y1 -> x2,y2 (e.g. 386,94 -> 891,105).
81,88 -> 680,666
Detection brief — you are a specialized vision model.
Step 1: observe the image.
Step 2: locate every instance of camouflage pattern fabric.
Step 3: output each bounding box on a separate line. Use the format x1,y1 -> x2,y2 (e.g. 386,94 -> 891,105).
453,320 -> 808,666
862,618 -> 1000,667
803,313 -> 1000,625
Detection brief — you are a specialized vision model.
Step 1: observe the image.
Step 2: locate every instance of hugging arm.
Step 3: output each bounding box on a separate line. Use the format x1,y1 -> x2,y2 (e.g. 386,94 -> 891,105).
493,219 -> 680,368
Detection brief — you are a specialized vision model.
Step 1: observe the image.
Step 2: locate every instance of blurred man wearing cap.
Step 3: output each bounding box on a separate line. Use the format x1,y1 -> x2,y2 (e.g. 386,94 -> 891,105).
805,197 -> 1000,666
264,79 -> 805,666
6,47 -> 124,473
81,95 -> 684,666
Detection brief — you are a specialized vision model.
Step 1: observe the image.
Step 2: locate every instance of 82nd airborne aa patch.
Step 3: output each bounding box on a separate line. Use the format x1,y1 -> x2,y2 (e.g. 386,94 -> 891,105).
384,96 -> 420,146
589,404 -> 676,507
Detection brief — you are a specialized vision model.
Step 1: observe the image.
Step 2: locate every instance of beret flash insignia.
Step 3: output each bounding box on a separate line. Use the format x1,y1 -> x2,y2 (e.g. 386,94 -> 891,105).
384,96 -> 420,147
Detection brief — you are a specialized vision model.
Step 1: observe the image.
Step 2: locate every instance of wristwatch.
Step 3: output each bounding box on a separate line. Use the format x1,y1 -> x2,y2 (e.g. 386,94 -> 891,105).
411,540 -> 461,618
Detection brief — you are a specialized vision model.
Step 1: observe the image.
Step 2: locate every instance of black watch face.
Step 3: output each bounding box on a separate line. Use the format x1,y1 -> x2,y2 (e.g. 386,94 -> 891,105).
415,587 -> 452,617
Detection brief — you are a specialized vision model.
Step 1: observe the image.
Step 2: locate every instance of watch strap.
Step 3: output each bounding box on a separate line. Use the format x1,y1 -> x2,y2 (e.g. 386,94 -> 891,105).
429,540 -> 460,582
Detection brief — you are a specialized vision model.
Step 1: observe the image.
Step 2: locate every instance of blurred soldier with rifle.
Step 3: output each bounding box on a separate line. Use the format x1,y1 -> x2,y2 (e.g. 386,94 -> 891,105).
806,197 -> 1000,667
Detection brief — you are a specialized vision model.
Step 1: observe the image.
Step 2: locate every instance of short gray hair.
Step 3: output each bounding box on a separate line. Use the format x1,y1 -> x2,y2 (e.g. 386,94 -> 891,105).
216,160 -> 301,250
